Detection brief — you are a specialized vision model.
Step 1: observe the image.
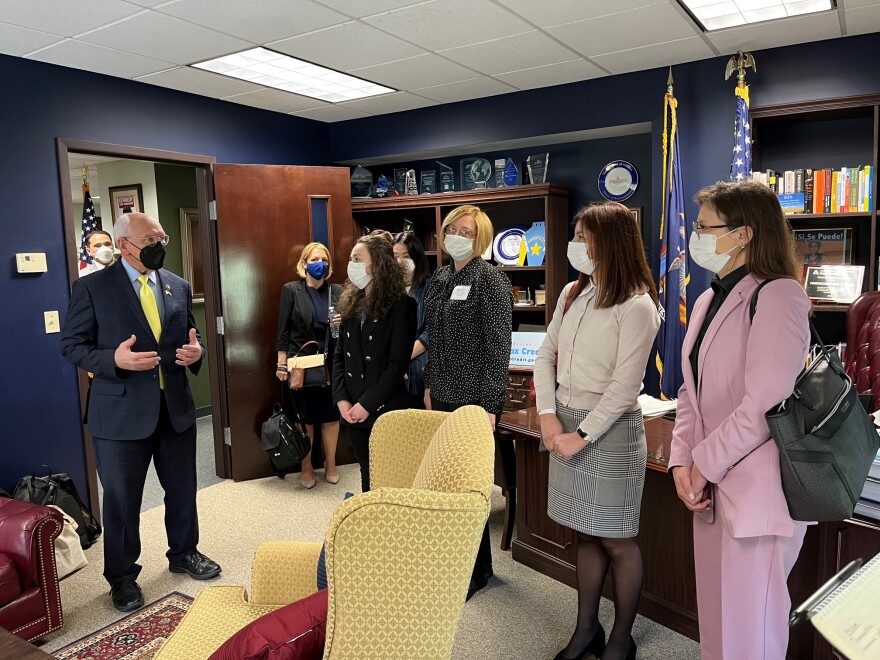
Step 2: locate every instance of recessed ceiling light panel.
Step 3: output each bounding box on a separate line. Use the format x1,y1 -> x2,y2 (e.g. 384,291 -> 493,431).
192,47 -> 395,102
678,0 -> 835,31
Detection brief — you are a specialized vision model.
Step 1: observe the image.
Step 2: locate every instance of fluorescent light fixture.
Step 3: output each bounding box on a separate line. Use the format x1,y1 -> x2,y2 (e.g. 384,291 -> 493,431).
192,47 -> 395,102
678,0 -> 835,31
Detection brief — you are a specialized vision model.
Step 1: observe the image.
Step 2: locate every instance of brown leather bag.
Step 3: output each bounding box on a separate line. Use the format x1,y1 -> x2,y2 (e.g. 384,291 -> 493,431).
288,340 -> 330,390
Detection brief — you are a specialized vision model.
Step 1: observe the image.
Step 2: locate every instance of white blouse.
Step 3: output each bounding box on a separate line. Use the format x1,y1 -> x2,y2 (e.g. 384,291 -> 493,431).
533,280 -> 660,440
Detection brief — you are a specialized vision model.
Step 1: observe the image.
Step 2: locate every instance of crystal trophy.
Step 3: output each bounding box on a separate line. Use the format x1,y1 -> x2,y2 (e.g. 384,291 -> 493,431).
350,165 -> 372,198
405,169 -> 418,196
437,161 -> 454,192
420,170 -> 436,194
393,168 -> 407,195
374,175 -> 391,198
461,157 -> 492,190
503,158 -> 519,186
495,159 -> 506,187
526,153 -> 549,184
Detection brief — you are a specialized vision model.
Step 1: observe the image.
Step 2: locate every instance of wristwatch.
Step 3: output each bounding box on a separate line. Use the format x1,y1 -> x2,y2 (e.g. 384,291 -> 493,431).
576,428 -> 593,444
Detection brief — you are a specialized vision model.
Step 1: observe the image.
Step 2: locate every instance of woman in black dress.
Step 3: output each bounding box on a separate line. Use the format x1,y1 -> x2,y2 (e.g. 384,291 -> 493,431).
392,231 -> 432,407
276,242 -> 342,489
333,234 -> 417,493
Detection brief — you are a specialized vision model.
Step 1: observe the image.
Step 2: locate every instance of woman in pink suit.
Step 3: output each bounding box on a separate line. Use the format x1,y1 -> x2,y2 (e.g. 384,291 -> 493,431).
669,180 -> 811,659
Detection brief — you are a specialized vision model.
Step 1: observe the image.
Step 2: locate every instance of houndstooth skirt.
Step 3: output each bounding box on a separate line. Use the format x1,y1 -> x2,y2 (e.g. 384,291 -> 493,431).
547,402 -> 647,538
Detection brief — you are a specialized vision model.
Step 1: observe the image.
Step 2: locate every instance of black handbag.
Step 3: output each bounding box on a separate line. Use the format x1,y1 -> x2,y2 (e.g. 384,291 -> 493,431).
752,281 -> 880,521
261,399 -> 311,478
12,466 -> 101,549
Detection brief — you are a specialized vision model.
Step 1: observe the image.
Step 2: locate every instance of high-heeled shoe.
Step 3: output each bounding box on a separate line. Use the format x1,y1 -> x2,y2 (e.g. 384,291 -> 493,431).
552,623 -> 606,660
325,472 -> 340,484
301,475 -> 316,489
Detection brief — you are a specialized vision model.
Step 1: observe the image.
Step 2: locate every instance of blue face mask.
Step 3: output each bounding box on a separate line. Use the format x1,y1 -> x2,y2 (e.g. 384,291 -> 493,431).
305,261 -> 329,280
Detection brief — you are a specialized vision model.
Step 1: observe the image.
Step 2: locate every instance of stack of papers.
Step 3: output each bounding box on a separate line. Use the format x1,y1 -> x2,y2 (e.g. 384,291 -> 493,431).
638,395 -> 677,418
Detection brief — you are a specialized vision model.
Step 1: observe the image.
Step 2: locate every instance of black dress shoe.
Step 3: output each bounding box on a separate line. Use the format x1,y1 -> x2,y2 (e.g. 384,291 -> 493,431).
110,579 -> 143,613
465,569 -> 493,601
552,623 -> 606,660
169,550 -> 221,580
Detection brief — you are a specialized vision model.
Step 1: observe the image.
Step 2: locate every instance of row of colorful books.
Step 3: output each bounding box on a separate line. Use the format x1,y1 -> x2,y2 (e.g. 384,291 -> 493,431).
751,167 -> 874,214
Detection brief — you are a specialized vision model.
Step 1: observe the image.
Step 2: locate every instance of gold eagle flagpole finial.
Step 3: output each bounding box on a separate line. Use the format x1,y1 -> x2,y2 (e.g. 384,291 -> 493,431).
724,50 -> 756,88
81,162 -> 89,185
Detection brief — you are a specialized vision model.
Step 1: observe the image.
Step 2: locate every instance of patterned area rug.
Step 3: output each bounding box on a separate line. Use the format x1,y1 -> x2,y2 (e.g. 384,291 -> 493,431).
53,593 -> 192,659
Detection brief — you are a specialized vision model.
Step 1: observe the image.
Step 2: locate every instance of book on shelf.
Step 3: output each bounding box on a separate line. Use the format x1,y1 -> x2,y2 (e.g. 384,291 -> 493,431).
804,169 -> 813,213
791,554 -> 880,660
752,165 -> 874,214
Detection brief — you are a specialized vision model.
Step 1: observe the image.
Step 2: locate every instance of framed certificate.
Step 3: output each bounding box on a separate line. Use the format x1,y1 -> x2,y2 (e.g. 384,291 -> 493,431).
794,228 -> 853,282
803,265 -> 864,304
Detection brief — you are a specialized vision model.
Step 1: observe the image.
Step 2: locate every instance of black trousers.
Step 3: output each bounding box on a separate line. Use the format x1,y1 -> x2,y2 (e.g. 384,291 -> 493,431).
430,397 -> 494,582
347,425 -> 372,493
92,395 -> 198,586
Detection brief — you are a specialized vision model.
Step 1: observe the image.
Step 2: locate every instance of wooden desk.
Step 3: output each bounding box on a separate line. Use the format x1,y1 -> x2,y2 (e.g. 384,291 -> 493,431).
498,407 -> 880,660
0,628 -> 53,659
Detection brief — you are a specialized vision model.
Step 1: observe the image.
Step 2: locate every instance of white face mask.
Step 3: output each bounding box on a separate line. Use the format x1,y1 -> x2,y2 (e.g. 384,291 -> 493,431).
444,234 -> 474,261
566,241 -> 596,275
399,258 -> 415,275
347,261 -> 373,290
688,228 -> 740,274
94,246 -> 114,265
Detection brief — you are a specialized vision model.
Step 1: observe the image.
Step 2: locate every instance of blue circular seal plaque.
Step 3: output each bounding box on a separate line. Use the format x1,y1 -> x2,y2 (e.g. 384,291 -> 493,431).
598,160 -> 638,202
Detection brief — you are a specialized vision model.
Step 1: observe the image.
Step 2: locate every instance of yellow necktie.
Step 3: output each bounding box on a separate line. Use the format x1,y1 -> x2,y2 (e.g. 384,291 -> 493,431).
138,274 -> 164,389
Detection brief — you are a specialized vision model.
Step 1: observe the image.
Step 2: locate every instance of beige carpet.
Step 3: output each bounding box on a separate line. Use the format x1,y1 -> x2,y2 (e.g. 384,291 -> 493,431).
41,464 -> 700,659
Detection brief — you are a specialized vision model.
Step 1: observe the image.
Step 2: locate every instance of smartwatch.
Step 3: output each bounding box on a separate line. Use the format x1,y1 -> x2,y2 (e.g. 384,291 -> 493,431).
576,428 -> 592,443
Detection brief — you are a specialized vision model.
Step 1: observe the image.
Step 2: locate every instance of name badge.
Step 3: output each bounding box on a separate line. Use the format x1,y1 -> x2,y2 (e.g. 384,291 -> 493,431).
450,285 -> 471,301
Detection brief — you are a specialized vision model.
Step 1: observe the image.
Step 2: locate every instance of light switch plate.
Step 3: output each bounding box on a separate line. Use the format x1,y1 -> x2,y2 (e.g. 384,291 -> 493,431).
16,253 -> 48,273
44,310 -> 60,334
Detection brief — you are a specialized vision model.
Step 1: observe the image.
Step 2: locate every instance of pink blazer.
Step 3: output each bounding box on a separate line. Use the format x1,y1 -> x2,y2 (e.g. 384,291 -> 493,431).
669,274 -> 811,538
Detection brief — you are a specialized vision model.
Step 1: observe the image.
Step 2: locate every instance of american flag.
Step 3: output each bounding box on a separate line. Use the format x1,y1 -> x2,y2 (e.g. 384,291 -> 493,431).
729,86 -> 751,182
79,183 -> 99,270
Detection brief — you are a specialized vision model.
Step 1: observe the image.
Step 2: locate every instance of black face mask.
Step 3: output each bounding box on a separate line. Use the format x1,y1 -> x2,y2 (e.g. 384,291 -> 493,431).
133,242 -> 166,271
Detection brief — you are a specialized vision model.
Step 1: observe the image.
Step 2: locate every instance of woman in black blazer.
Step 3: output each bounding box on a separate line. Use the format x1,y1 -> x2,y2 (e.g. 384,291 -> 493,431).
333,234 -> 417,492
276,242 -> 343,489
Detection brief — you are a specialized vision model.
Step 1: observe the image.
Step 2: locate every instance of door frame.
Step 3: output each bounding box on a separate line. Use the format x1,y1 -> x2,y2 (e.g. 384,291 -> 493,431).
56,138 -> 232,518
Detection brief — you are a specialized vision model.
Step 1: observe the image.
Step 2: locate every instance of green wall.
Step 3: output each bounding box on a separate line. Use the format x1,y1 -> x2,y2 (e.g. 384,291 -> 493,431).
154,163 -> 211,412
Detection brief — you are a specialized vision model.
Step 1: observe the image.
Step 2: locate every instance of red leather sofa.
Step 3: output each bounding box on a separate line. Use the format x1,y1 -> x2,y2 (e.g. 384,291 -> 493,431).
0,497 -> 63,641
845,290 -> 880,412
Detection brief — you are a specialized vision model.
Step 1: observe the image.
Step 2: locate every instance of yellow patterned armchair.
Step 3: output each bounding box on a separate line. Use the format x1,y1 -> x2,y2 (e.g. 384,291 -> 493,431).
156,405 -> 494,660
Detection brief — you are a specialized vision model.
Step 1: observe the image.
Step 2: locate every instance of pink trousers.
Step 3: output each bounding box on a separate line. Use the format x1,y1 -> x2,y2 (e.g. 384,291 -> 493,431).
693,496 -> 807,659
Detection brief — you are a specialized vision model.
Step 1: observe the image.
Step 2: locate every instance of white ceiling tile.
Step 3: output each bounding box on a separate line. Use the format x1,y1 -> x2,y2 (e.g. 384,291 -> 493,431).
845,6 -> 880,34
348,53 -> 478,89
496,0 -> 665,29
592,37 -> 716,75
157,0 -> 348,44
706,10 -> 841,52
224,88 -> 330,113
0,0 -> 141,38
78,11 -> 252,65
840,0 -> 880,8
126,0 -> 172,6
410,76 -> 516,103
0,21 -> 63,56
313,0 -> 427,19
362,0 -> 533,51
28,39 -> 175,79
135,66 -> 265,98
291,104 -> 372,122
439,30 -> 580,76
269,21 -> 424,72
338,91 -> 438,114
547,3 -> 699,57
494,59 -> 605,90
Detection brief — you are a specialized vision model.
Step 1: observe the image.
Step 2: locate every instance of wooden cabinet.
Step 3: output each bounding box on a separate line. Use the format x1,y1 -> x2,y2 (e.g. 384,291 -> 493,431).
751,94 -> 880,344
351,184 -> 570,329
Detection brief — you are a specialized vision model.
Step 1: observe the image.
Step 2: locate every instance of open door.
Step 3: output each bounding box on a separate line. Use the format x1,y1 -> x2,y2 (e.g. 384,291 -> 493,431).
213,165 -> 353,481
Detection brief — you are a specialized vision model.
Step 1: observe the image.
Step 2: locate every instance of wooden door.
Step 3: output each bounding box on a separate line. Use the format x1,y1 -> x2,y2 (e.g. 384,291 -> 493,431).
214,165 -> 353,480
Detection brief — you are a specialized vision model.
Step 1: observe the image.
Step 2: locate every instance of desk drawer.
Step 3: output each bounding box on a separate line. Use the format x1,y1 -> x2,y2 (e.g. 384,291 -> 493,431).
508,373 -> 531,388
505,387 -> 531,410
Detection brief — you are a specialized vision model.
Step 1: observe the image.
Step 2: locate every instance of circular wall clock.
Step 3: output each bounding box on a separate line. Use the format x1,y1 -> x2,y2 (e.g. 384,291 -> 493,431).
598,160 -> 638,202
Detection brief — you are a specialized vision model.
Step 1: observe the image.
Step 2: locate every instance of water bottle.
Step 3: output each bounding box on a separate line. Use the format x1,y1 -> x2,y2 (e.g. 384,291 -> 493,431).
328,305 -> 339,339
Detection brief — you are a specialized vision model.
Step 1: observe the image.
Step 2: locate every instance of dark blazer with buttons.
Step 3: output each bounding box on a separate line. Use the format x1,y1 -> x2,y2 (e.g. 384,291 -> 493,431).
60,260 -> 204,441
276,280 -> 343,355
332,294 -> 417,428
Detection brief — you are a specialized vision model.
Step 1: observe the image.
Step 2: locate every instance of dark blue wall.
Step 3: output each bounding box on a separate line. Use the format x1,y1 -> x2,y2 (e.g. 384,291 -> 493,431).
0,54 -> 329,497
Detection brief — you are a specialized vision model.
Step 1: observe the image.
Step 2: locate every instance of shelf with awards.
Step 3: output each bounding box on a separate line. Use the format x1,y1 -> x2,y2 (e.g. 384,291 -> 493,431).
751,93 -> 880,343
350,184 -> 570,328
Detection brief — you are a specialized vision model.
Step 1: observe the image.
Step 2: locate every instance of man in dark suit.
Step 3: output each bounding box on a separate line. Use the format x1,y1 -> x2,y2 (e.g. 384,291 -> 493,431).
61,212 -> 220,612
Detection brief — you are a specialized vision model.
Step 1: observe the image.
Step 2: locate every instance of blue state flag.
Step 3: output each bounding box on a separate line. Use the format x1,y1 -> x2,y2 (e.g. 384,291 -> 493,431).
656,87 -> 689,399
729,86 -> 751,181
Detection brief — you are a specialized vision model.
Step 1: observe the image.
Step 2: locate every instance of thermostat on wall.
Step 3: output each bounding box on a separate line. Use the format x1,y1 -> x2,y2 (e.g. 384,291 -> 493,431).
16,253 -> 48,273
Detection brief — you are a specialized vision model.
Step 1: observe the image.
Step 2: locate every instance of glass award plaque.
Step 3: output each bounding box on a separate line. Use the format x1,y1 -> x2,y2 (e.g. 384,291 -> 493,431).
526,153 -> 549,184
495,159 -> 506,187
420,170 -> 437,194
437,161 -> 454,192
405,169 -> 418,196
804,265 -> 864,304
350,165 -> 372,198
503,158 -> 519,186
374,174 -> 391,198
393,168 -> 407,195
462,158 -> 492,190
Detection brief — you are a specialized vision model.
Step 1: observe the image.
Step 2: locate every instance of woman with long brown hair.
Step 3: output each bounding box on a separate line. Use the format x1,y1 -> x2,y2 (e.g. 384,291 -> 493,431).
669,180 -> 810,659
332,234 -> 417,492
534,202 -> 660,660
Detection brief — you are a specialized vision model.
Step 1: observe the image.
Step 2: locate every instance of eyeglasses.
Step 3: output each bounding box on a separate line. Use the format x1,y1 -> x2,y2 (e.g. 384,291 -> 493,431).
125,235 -> 171,247
692,222 -> 730,234
444,226 -> 475,239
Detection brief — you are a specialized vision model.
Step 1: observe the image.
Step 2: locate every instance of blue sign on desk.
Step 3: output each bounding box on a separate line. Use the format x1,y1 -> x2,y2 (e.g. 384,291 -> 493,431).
510,332 -> 546,367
